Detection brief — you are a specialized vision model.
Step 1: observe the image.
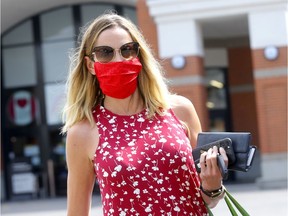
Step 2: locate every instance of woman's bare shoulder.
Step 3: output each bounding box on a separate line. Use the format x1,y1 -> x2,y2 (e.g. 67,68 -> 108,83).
169,94 -> 195,115
67,119 -> 97,139
66,119 -> 99,160
169,94 -> 202,147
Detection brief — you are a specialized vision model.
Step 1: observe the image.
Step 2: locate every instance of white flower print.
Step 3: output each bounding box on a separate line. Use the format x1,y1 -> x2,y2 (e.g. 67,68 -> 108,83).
157,179 -> 163,184
108,116 -> 116,124
152,165 -> 159,171
93,106 -> 207,215
114,165 -> 122,172
128,141 -> 135,146
159,137 -> 167,143
174,206 -> 180,212
137,117 -> 145,122
145,204 -> 153,212
169,195 -> 176,200
103,171 -> 108,177
181,164 -> 188,171
155,130 -> 161,134
119,211 -> 126,216
133,188 -> 140,195
116,156 -> 124,161
102,142 -> 109,148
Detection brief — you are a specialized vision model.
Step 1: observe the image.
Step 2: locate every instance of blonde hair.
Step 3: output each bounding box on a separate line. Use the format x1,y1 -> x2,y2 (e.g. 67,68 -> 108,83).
61,12 -> 171,133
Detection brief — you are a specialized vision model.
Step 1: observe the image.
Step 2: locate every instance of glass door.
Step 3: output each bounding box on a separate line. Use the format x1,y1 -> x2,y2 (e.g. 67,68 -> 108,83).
205,68 -> 232,132
205,68 -> 235,181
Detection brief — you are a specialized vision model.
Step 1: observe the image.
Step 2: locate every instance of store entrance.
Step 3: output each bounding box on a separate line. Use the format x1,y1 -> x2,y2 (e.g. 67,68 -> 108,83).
205,68 -> 232,132
48,129 -> 67,196
3,128 -> 46,200
205,68 -> 235,181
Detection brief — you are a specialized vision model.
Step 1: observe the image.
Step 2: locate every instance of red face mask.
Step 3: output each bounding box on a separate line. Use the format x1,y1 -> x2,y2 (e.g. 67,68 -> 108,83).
94,58 -> 142,99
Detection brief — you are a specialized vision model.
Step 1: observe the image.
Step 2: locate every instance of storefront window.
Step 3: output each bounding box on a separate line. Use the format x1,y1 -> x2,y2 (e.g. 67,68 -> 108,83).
2,46 -> 37,88
123,7 -> 138,24
44,83 -> 66,125
206,68 -> 230,132
41,41 -> 74,83
206,68 -> 227,110
1,3 -> 137,200
40,7 -> 74,41
2,20 -> 33,45
81,4 -> 114,25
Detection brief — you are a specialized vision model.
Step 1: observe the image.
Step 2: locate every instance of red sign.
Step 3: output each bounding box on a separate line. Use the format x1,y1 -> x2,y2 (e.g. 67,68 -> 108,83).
7,91 -> 37,126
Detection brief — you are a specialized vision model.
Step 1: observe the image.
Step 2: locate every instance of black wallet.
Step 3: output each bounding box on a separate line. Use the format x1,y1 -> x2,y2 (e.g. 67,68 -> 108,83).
195,132 -> 257,172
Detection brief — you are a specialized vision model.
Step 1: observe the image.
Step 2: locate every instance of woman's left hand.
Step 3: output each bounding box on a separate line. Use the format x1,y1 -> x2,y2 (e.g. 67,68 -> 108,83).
199,146 -> 228,191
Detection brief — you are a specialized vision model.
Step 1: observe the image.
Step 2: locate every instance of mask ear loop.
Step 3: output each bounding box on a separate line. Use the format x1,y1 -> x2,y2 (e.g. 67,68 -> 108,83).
94,77 -> 104,107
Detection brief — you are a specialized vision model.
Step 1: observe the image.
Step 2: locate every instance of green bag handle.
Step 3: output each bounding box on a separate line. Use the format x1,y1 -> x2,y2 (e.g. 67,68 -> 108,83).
206,188 -> 250,216
224,189 -> 250,216
224,195 -> 239,216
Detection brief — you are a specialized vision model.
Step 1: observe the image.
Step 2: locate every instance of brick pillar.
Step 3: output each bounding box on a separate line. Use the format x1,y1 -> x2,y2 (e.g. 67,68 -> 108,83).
252,47 -> 287,153
136,0 -> 159,57
227,47 -> 259,147
140,1 -> 209,130
249,11 -> 287,154
248,10 -> 287,184
163,56 -> 209,131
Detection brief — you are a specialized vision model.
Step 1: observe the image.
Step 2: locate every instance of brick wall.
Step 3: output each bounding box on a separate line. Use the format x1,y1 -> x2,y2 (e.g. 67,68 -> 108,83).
136,0 -> 159,58
252,46 -> 287,153
137,0 -> 209,131
165,56 -> 209,131
228,47 -> 260,147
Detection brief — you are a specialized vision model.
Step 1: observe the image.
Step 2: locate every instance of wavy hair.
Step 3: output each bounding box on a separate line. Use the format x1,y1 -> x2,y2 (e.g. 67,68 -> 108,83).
61,11 -> 171,133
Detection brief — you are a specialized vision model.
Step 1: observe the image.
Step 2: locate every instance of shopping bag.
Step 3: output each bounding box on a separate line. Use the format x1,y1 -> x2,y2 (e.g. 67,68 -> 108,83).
207,188 -> 250,216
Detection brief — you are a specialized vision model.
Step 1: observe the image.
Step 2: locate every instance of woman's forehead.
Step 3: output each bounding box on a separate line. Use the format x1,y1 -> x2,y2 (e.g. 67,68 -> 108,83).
95,27 -> 132,47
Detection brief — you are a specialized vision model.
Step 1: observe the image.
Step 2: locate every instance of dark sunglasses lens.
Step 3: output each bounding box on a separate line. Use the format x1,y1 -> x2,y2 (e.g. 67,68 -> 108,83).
94,46 -> 114,63
120,43 -> 139,60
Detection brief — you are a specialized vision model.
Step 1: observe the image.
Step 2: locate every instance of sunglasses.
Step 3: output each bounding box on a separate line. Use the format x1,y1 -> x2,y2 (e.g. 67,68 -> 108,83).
91,42 -> 140,63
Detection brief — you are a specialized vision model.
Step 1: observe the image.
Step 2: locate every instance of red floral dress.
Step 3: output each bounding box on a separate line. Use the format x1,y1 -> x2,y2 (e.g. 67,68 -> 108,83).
93,105 -> 208,216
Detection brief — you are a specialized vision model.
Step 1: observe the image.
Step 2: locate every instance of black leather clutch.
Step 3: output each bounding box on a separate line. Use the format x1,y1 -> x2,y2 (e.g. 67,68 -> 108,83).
196,132 -> 257,172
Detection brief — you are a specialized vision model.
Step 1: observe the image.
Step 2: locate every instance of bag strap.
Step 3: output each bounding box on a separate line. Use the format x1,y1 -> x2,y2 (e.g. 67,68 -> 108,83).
224,195 -> 239,216
224,189 -> 250,216
206,205 -> 214,216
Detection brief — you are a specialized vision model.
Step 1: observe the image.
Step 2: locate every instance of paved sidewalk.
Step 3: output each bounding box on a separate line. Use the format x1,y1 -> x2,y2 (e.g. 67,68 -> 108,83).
1,183 -> 287,216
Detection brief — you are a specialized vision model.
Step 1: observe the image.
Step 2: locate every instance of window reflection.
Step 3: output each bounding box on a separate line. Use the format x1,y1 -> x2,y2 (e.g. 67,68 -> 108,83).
40,7 -> 74,41
206,69 -> 227,110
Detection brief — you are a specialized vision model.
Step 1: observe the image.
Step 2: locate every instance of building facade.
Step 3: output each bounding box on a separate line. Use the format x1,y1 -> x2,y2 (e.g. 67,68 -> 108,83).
1,0 -> 287,200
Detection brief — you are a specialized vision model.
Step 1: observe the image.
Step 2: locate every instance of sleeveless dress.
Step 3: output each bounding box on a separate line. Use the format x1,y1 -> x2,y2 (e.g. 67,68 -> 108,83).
93,105 -> 208,216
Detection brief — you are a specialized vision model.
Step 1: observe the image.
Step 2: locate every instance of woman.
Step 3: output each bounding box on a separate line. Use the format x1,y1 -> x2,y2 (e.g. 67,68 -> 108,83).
62,12 -> 227,216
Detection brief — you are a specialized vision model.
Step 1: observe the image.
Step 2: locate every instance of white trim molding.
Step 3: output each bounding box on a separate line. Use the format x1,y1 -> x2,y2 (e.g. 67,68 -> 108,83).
147,0 -> 286,23
167,75 -> 205,86
254,67 -> 288,79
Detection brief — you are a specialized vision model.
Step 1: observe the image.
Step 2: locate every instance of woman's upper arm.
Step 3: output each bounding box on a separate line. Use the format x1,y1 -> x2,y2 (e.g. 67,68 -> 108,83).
170,95 -> 202,148
66,120 -> 98,216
